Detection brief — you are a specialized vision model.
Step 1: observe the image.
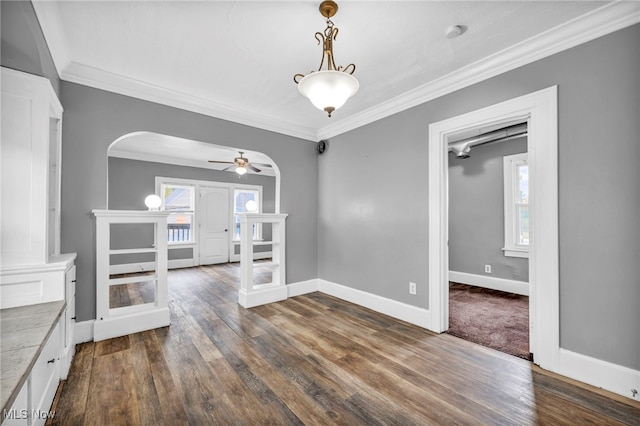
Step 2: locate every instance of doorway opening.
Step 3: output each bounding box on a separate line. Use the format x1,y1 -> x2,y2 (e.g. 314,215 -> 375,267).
428,86 -> 559,369
446,124 -> 530,359
104,132 -> 280,306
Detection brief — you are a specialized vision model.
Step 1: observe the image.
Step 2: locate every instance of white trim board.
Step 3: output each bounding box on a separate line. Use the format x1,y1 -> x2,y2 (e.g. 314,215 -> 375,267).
449,271 -> 529,296
556,349 -> 640,402
108,254 -> 272,275
33,1 -> 639,142
74,320 -> 94,344
317,280 -> 431,329
109,259 -> 195,275
93,308 -> 170,342
429,86 -> 559,372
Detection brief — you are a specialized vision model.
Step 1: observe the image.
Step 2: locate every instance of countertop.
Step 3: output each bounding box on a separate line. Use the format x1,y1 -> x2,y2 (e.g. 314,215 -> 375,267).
1,300 -> 66,415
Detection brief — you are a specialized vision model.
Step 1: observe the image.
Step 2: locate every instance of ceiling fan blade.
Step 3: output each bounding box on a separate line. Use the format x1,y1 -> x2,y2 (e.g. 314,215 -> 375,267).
247,164 -> 262,173
223,165 -> 236,171
208,160 -> 234,164
251,163 -> 272,168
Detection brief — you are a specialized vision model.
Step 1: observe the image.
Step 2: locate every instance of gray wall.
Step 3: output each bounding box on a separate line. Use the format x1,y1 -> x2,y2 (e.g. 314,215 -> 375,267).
448,137 -> 529,282
3,2 -> 638,371
1,1 -> 318,325
60,82 -> 318,322
319,24 -> 640,370
108,156 -> 276,261
1,1 -> 60,96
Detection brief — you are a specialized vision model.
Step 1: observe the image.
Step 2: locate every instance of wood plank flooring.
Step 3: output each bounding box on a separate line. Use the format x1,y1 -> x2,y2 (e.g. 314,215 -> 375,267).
50,263 -> 640,425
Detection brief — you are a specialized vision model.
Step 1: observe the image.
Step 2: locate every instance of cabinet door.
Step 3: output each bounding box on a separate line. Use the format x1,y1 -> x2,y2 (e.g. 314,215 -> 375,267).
30,322 -> 60,425
0,68 -> 62,267
1,382 -> 28,425
64,265 -> 76,348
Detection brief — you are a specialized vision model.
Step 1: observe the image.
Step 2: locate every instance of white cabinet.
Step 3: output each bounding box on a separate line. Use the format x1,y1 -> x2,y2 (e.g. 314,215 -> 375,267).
60,265 -> 76,378
1,67 -> 63,267
1,319 -> 62,426
2,382 -> 28,426
30,323 -> 60,425
0,67 -> 76,425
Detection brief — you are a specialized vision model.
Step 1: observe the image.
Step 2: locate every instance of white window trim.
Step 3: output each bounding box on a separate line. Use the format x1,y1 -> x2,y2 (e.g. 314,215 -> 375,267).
503,152 -> 529,258
159,182 -> 196,246
232,188 -> 263,242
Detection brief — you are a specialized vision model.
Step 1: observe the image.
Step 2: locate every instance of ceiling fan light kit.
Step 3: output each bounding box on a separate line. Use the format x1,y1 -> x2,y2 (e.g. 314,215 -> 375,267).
208,151 -> 272,175
294,0 -> 359,117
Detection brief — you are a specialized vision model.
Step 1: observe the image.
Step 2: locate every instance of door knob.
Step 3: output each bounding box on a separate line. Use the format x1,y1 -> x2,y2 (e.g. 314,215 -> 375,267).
225,229 -> 228,232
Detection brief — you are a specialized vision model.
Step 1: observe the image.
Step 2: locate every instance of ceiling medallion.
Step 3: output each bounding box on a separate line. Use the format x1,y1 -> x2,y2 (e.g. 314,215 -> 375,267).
294,0 -> 359,117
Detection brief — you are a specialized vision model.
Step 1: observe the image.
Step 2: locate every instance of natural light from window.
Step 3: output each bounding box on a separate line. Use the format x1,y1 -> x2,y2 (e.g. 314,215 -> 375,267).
161,183 -> 195,244
233,189 -> 260,241
503,153 -> 529,258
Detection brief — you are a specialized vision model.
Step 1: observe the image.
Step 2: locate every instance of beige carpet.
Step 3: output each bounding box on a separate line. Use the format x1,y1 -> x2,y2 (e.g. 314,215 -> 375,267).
447,282 -> 530,359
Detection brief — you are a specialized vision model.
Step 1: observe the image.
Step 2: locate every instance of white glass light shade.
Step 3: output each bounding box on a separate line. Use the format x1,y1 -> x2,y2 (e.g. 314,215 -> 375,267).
144,194 -> 162,211
245,200 -> 258,213
236,166 -> 247,175
298,70 -> 359,114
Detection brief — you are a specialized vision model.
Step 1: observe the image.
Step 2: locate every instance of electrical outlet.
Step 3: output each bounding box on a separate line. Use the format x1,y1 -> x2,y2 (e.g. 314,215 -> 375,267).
409,281 -> 417,295
484,264 -> 492,274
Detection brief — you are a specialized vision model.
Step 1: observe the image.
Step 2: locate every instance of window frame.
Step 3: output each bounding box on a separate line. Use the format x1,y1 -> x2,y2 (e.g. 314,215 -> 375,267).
503,152 -> 529,258
232,187 -> 263,242
160,182 -> 196,246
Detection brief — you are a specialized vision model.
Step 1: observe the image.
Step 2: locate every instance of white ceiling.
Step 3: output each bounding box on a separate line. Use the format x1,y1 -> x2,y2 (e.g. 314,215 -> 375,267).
34,1 -> 639,142
109,132 -> 277,176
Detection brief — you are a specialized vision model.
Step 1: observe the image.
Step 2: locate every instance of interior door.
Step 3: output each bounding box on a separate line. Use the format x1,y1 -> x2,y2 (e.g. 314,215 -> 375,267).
199,186 -> 229,265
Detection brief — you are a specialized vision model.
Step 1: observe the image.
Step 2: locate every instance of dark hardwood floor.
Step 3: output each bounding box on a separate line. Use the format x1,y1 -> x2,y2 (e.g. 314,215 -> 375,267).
50,263 -> 640,425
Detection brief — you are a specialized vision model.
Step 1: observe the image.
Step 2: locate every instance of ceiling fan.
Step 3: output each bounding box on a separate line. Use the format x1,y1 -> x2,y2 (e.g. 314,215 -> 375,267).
208,151 -> 272,175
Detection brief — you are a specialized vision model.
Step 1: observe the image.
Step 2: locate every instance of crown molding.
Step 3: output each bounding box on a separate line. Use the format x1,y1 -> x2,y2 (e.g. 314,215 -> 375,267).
317,1 -> 640,140
31,0 -> 71,77
61,62 -> 318,141
32,0 -> 317,141
33,1 -> 639,142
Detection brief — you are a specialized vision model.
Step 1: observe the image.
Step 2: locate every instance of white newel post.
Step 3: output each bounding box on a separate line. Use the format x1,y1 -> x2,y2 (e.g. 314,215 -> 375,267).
92,210 -> 171,341
237,213 -> 288,308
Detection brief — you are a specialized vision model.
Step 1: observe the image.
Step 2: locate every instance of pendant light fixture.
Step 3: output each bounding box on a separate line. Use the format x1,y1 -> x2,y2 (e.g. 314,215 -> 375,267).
294,0 -> 359,117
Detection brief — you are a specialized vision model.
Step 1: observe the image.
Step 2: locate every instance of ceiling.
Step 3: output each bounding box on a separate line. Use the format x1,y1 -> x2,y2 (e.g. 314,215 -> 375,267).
34,1 -> 639,142
109,132 -> 277,176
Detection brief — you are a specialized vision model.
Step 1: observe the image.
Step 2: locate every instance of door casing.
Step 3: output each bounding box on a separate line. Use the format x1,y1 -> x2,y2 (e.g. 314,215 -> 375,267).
428,86 -> 559,369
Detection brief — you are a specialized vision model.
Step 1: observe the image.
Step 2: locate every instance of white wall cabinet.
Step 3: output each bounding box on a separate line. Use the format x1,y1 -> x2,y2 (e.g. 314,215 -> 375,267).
1,67 -> 63,266
0,67 -> 76,425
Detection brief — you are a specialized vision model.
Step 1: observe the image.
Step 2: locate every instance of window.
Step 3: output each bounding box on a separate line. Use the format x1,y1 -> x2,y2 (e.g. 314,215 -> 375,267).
503,153 -> 529,258
161,183 -> 195,244
233,188 -> 260,240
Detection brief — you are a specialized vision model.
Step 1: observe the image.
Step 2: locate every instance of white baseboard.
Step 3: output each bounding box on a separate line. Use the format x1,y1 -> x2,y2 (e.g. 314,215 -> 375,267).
74,320 -> 95,344
238,284 -> 287,308
555,348 -> 640,402
287,279 -> 319,297
93,308 -> 170,342
317,279 -> 431,329
449,271 -> 529,296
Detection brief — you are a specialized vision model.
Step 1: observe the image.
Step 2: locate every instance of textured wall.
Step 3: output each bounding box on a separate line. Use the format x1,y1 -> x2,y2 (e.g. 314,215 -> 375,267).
448,136 -> 529,282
